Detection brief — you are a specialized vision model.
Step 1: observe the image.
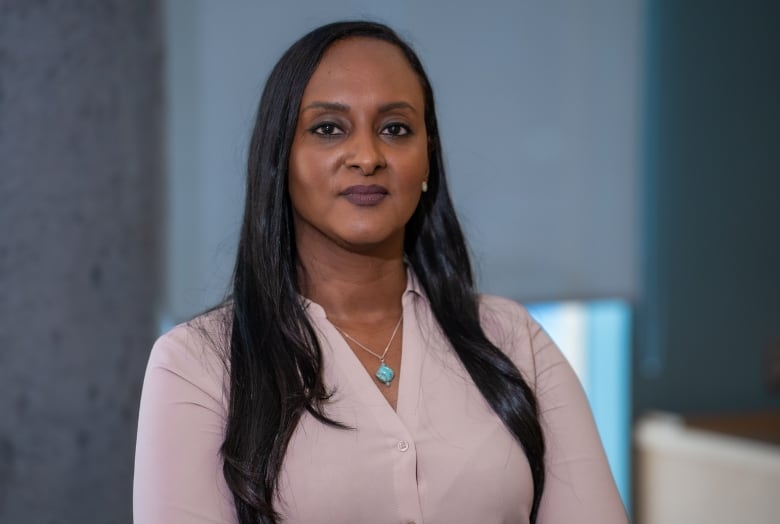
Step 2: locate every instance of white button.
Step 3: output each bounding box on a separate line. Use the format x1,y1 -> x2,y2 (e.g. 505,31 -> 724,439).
397,440 -> 409,452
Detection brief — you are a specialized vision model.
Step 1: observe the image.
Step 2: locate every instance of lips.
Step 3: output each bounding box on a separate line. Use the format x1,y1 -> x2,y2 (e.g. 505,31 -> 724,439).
340,184 -> 388,206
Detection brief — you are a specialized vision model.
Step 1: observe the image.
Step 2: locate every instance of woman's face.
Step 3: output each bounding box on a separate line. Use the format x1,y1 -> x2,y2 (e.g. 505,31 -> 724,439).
288,37 -> 429,256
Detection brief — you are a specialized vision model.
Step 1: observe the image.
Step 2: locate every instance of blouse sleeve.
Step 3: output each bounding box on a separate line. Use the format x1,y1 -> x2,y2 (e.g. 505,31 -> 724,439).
133,324 -> 236,524
526,313 -> 628,523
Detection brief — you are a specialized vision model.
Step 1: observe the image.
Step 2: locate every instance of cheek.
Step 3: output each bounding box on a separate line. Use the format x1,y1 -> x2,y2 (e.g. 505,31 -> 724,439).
287,165 -> 319,222
288,149 -> 333,211
399,147 -> 429,189
289,174 -> 325,224
287,175 -> 305,215
290,145 -> 343,184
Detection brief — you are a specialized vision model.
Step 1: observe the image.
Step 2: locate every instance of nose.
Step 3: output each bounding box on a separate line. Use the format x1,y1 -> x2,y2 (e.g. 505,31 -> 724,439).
346,130 -> 386,175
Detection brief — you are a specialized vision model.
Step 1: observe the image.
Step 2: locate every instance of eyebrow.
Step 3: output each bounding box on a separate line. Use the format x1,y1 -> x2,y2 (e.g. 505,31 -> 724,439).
301,101 -> 418,114
378,101 -> 417,114
301,101 -> 349,113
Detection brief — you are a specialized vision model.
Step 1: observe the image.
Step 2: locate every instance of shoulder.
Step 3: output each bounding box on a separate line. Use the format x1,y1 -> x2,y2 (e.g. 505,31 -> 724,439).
477,293 -> 535,344
135,307 -> 237,522
476,294 -> 555,389
145,306 -> 231,405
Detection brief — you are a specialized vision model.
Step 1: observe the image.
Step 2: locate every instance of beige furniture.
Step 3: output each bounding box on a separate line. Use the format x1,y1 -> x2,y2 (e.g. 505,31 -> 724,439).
635,411 -> 780,524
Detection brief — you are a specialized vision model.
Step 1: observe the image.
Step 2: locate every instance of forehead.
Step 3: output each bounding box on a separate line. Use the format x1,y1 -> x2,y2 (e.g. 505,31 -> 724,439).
301,37 -> 424,106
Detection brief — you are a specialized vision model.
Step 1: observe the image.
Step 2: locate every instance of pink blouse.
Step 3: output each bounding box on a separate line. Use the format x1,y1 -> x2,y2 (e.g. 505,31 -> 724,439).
134,273 -> 627,523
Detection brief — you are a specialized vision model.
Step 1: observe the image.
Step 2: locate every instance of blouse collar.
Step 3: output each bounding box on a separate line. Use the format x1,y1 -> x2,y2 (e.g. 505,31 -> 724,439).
301,266 -> 427,320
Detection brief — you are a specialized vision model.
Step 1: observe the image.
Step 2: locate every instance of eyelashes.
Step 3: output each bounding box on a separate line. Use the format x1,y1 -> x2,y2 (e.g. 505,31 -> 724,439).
310,122 -> 344,136
380,123 -> 411,137
307,121 -> 413,138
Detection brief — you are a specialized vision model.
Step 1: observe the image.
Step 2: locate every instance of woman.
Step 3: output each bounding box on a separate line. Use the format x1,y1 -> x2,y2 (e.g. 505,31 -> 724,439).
134,21 -> 626,524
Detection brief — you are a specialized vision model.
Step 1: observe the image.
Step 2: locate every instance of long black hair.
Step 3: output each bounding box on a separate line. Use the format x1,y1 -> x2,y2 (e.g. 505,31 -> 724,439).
222,20 -> 545,523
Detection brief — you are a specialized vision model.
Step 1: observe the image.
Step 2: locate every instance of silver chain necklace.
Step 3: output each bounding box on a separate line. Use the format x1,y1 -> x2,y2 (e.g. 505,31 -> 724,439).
334,315 -> 403,386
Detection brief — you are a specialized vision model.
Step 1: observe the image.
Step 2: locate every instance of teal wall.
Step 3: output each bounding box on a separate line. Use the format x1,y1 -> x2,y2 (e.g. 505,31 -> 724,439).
636,0 -> 780,416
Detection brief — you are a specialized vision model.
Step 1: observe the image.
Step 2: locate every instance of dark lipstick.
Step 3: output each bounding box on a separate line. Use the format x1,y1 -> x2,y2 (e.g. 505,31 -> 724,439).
340,184 -> 388,206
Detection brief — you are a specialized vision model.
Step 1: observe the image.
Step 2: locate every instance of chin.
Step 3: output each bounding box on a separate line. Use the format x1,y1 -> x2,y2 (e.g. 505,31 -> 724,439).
334,230 -> 404,256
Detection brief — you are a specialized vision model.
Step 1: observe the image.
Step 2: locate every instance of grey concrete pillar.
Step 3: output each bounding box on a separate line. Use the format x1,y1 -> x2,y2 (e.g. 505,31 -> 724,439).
0,1 -> 163,522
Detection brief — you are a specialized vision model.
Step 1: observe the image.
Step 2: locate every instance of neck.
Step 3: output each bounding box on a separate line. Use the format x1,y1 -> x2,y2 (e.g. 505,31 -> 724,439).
296,239 -> 407,324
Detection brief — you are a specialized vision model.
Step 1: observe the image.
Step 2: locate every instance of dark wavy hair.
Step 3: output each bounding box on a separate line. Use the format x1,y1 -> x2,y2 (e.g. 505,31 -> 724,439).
222,20 -> 545,523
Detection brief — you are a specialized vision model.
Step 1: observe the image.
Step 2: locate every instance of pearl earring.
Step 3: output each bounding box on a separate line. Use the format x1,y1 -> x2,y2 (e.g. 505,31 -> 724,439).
422,180 -> 428,193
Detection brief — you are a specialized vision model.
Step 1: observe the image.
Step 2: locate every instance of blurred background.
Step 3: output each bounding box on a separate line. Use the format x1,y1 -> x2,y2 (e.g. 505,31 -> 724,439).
1,0 -> 778,522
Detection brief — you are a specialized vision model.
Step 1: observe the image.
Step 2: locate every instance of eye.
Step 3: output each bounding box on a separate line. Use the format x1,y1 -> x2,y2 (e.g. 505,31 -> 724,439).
310,122 -> 344,136
381,123 -> 411,137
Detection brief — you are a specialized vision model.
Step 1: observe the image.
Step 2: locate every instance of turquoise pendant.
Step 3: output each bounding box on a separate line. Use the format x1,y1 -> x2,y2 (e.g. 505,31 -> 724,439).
375,362 -> 395,386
